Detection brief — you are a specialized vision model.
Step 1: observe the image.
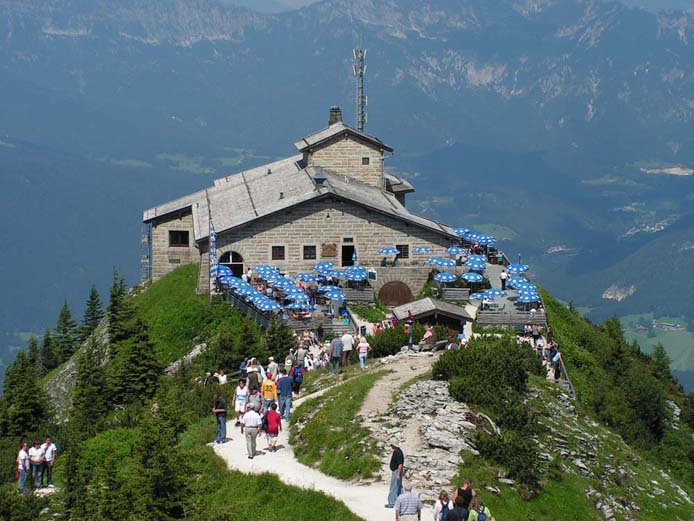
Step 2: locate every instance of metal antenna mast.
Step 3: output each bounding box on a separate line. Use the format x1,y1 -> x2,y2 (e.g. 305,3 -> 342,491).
353,47 -> 367,131
140,223 -> 152,284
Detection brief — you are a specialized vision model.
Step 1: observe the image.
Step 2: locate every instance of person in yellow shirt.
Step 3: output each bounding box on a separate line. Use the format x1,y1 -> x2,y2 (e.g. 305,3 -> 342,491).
260,372 -> 278,413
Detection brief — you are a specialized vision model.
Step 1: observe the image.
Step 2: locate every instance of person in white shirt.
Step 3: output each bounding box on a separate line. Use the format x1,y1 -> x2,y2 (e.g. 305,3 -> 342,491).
217,370 -> 228,386
16,442 -> 29,493
240,408 -> 263,459
340,332 -> 355,367
28,440 -> 45,488
499,269 -> 508,290
41,437 -> 57,487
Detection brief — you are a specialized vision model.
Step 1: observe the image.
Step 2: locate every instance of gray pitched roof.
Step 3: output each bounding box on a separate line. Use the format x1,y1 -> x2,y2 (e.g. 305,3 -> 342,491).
293,121 -> 394,153
385,173 -> 415,193
143,151 -> 454,242
392,298 -> 474,322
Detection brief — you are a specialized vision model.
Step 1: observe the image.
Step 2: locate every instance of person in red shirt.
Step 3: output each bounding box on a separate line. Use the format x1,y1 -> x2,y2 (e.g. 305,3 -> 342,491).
264,402 -> 282,452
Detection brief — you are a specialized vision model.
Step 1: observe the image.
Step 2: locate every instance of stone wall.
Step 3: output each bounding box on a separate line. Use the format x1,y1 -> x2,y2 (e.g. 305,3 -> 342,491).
196,198 -> 454,293
150,211 -> 197,281
307,136 -> 384,188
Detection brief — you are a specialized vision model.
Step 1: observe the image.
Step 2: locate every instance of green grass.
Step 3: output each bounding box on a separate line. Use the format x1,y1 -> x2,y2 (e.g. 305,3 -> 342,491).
180,419 -> 361,521
133,264 -> 213,364
349,300 -> 388,323
290,371 -> 386,480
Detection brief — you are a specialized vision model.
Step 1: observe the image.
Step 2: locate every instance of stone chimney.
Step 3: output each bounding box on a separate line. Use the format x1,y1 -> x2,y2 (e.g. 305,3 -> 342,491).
328,106 -> 342,126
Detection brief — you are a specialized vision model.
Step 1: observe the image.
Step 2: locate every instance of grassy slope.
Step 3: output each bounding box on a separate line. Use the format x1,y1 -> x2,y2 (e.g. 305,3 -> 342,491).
133,263 -> 211,364
178,420 -> 361,521
290,370 -> 386,480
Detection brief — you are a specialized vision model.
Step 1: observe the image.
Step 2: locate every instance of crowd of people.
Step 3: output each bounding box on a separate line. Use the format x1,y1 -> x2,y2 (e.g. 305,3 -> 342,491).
516,323 -> 564,379
387,444 -> 494,521
210,329 -> 373,459
16,437 -> 58,494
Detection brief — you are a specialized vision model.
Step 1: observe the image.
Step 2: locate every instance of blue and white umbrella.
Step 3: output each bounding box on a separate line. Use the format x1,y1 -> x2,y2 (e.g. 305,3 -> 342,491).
352,247 -> 358,262
272,278 -> 295,288
378,247 -> 400,256
283,285 -> 305,294
284,302 -> 312,310
318,285 -> 340,293
244,290 -> 265,302
470,292 -> 486,300
434,272 -> 457,283
477,235 -> 497,246
454,228 -> 470,237
216,265 -> 233,277
294,273 -> 319,283
425,256 -> 442,265
507,263 -> 529,275
517,294 -> 541,303
461,272 -> 484,283
345,264 -> 367,273
253,264 -> 276,273
324,291 -> 347,301
257,300 -> 282,311
508,276 -> 528,288
313,261 -> 335,272
467,255 -> 487,264
464,231 -> 483,241
346,271 -> 368,281
414,246 -> 433,254
447,246 -> 466,255
234,285 -> 255,296
209,223 -> 218,278
465,260 -> 487,271
427,257 -> 456,269
483,289 -> 507,299
219,276 -> 244,287
287,293 -> 311,302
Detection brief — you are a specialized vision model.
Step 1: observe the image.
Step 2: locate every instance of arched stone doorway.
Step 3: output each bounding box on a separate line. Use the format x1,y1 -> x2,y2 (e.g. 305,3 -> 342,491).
219,251 -> 244,278
378,281 -> 413,307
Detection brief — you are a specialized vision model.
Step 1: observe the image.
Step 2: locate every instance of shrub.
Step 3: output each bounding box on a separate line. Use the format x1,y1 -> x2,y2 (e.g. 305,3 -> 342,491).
367,323 -> 424,358
475,430 -> 542,492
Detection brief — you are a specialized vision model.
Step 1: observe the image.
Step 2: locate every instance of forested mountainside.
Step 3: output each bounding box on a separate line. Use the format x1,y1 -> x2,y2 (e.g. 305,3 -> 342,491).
1,0 -> 693,379
0,264 -> 692,519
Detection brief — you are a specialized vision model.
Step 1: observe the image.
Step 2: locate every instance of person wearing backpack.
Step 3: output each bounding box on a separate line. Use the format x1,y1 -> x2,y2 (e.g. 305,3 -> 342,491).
289,362 -> 304,394
434,490 -> 453,520
466,497 -> 493,521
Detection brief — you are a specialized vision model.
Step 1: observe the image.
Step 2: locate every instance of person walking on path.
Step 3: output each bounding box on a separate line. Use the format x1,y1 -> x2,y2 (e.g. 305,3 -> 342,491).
466,497 -> 492,521
247,387 -> 262,413
240,407 -> 262,459
341,331 -> 355,367
499,270 -> 508,291
289,362 -> 304,394
296,344 -> 307,369
247,366 -> 261,392
16,442 -> 29,493
264,402 -> 282,452
211,394 -> 228,444
41,437 -> 57,488
386,443 -> 405,508
446,497 -> 469,521
329,336 -> 343,375
267,357 -> 279,380
284,350 -> 295,374
233,379 -> 248,427
277,369 -> 293,421
434,490 -> 454,521
357,336 -> 371,369
394,481 -> 422,521
261,372 -> 278,412
453,478 -> 475,510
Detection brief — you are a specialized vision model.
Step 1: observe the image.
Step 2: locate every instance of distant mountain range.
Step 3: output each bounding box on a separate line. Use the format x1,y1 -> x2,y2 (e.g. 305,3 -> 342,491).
1,0 -> 693,376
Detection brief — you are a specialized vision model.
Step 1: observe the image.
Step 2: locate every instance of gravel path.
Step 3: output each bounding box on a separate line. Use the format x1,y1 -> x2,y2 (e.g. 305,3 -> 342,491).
213,354 -> 437,521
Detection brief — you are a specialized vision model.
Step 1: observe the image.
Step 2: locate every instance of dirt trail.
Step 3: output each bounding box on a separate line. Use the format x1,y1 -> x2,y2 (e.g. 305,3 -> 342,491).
213,354 -> 437,521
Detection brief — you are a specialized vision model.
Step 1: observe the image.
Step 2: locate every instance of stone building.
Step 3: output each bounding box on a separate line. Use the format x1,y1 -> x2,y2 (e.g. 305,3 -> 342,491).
142,107 -> 459,301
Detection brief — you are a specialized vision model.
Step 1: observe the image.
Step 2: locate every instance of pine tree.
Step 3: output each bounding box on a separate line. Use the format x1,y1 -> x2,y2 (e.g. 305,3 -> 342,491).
40,328 -> 59,371
0,352 -> 49,436
108,316 -> 162,406
70,336 -> 109,435
26,336 -> 45,377
651,343 -> 672,382
107,271 -> 131,344
54,300 -> 79,363
80,283 -> 104,341
264,314 -> 294,361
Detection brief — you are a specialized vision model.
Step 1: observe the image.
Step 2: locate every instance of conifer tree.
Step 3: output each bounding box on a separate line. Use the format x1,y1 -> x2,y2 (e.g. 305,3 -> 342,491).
651,343 -> 672,382
0,352 -> 49,436
40,328 -> 59,371
26,336 -> 45,377
264,314 -> 294,360
71,336 -> 108,434
108,314 -> 161,405
80,283 -> 104,341
54,300 -> 79,363
107,271 -> 131,344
